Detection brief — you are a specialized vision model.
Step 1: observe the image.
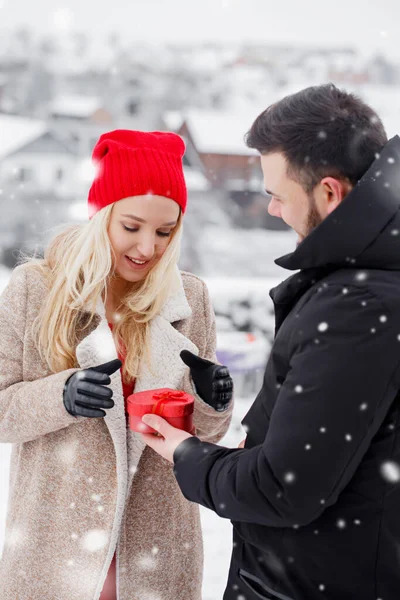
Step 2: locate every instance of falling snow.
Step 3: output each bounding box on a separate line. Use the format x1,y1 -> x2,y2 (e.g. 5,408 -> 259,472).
81,529 -> 108,552
380,461 -> 400,483
318,322 -> 328,332
284,472 -> 296,484
337,519 -> 347,529
355,271 -> 368,281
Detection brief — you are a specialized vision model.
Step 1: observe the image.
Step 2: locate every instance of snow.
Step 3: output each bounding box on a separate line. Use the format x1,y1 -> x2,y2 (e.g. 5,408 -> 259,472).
182,109 -> 259,156
0,114 -> 47,161
49,94 -> 103,119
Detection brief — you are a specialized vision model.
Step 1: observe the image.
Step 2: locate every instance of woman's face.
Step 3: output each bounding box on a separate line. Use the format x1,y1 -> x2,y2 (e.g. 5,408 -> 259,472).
108,195 -> 180,284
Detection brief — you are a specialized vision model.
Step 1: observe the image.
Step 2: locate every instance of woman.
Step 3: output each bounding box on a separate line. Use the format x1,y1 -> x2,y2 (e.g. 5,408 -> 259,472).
0,130 -> 234,600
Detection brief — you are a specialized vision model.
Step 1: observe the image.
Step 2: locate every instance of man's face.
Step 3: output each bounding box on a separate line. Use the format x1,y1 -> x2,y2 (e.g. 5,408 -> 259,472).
260,152 -> 324,245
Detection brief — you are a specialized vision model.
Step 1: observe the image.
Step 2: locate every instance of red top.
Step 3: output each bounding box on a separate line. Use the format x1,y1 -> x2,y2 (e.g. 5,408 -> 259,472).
99,324 -> 136,600
107,323 -> 135,411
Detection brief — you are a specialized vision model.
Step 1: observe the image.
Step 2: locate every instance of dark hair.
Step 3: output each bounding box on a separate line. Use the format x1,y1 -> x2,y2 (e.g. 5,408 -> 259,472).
246,84 -> 388,193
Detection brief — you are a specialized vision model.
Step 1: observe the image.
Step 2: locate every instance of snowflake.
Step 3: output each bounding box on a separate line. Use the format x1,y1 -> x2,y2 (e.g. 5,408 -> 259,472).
345,434 -> 352,442
91,494 -> 101,502
371,328 -> 376,334
138,554 -> 157,570
88,477 -> 93,484
284,472 -> 296,484
342,288 -> 349,294
129,465 -> 138,475
69,502 -> 76,509
66,559 -> 74,567
319,583 -> 326,591
318,131 -> 327,139
294,385 -> 303,393
5,525 -> 23,548
354,519 -> 361,525
336,519 -> 347,529
380,461 -> 400,483
151,546 -> 159,555
219,503 -> 226,510
242,424 -> 250,433
305,444 -> 312,451
361,301 -> 367,307
379,315 -> 387,323
319,427 -> 327,433
388,157 -> 395,164
355,271 -> 368,282
360,403 -> 368,411
81,529 -> 108,552
317,322 -> 328,332
71,533 -> 78,540
184,542 -> 191,550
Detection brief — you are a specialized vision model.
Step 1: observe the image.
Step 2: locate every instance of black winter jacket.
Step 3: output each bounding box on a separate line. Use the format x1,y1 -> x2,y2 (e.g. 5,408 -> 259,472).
174,136 -> 400,600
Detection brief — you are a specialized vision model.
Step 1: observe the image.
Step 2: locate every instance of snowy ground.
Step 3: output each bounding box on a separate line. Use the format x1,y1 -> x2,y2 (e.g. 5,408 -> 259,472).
0,265 -> 258,599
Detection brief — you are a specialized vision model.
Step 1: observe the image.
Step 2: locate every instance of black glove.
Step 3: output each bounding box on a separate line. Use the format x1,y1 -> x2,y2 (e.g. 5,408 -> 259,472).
180,350 -> 233,412
63,358 -> 122,418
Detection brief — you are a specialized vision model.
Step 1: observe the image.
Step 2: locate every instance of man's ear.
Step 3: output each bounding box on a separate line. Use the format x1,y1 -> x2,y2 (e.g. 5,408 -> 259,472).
320,177 -> 352,216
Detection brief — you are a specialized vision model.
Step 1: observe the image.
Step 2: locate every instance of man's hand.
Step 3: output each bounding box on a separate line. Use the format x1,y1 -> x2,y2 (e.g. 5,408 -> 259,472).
140,414 -> 194,463
180,350 -> 233,411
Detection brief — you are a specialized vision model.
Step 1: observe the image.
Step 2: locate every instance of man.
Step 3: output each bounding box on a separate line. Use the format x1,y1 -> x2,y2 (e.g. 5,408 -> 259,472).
141,84 -> 400,600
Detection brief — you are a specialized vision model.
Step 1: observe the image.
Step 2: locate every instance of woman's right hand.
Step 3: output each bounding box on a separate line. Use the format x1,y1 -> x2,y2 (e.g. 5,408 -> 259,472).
63,358 -> 122,418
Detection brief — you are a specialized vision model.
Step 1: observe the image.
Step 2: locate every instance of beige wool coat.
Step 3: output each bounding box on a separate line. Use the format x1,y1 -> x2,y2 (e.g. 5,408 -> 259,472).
0,262 -> 233,600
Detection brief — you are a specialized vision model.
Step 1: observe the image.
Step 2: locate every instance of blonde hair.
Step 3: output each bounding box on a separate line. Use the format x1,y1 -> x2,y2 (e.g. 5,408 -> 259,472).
21,202 -> 183,383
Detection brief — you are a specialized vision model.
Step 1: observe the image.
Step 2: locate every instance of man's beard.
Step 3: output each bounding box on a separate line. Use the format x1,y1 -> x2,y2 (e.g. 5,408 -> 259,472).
303,193 -> 323,239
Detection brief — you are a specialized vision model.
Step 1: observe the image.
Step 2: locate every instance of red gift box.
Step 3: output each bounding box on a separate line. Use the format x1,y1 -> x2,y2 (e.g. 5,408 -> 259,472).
127,388 -> 195,434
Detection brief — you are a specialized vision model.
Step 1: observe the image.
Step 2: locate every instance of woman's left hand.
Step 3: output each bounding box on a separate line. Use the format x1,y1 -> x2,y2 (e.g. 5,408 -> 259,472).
140,415 -> 194,463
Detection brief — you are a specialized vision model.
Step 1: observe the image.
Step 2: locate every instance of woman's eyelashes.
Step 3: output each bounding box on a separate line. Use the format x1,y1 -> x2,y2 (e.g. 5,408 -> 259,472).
122,225 -> 171,237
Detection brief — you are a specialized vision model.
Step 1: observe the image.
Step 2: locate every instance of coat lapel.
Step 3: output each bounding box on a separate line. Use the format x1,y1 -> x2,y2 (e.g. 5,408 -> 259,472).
127,269 -> 199,490
75,268 -> 200,499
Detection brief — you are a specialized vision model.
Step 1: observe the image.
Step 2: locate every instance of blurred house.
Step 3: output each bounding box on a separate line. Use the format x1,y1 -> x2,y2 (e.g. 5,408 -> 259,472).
0,113 -> 77,196
48,93 -> 114,155
175,109 -> 289,230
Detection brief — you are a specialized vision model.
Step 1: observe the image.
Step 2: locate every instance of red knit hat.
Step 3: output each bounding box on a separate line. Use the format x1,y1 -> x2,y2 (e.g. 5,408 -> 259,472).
88,129 -> 187,219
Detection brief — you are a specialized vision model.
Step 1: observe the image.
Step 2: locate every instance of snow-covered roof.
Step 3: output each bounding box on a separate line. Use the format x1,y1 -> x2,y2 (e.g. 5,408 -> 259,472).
50,95 -> 103,119
182,109 -> 258,156
0,114 -> 48,160
183,167 -> 210,191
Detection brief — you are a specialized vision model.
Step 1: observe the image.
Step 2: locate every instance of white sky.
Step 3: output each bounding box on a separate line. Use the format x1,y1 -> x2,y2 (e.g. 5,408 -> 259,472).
1,0 -> 400,58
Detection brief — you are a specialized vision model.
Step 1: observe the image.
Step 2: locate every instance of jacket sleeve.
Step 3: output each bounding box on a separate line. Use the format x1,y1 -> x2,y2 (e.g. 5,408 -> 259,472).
173,284 -> 400,527
0,265 -> 82,444
184,280 -> 234,444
